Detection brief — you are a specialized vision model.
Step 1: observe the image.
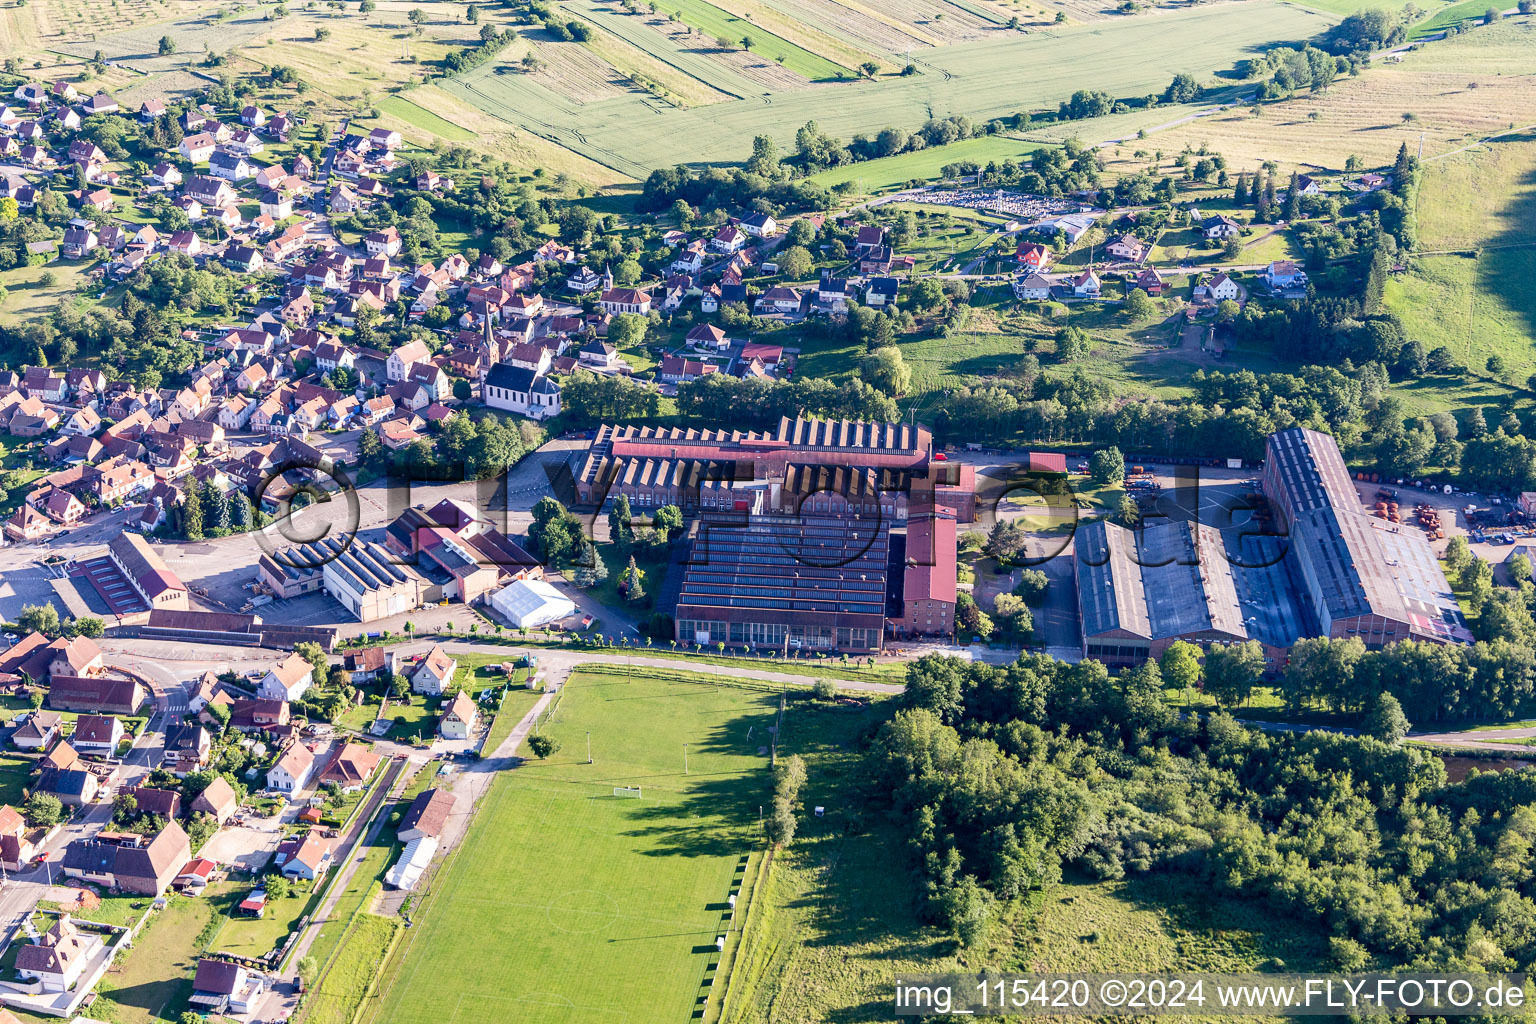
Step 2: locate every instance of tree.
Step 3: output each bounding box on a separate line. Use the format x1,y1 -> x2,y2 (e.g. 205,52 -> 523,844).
812,678 -> 838,701
1163,72 -> 1201,103
777,245 -> 813,280
73,617 -> 104,638
620,555 -> 646,603
158,35 -> 176,55
1115,493 -> 1141,526
314,26 -> 331,40
1089,447 -> 1124,486
1216,298 -> 1241,323
740,34 -> 754,49
1122,287 -> 1154,319
408,6 -> 426,22
1362,690 -> 1410,743
23,792 -> 62,827
17,603 -> 60,637
528,734 -> 560,758
1202,641 -> 1266,707
956,593 -> 993,639
1160,640 -> 1202,694
295,641 -> 330,688
1484,5 -> 1500,21
860,346 -> 911,396
112,791 -> 138,824
181,484 -> 204,541
264,872 -> 293,900
1444,534 -> 1472,573
653,504 -> 683,538
207,701 -> 232,731
1014,569 -> 1049,605
607,493 -> 633,547
1055,325 -> 1090,362
991,592 -> 1033,641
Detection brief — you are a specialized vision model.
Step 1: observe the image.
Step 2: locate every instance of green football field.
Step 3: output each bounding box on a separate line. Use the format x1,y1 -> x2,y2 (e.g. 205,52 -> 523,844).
372,671 -> 780,1024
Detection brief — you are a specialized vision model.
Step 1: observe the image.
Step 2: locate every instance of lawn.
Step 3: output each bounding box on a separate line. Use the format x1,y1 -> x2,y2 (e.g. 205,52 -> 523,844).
0,753 -> 29,806
1383,131 -> 1536,386
94,892 -> 223,1024
0,263 -> 96,326
585,541 -> 668,619
369,670 -> 781,1024
211,878 -> 324,960
810,136 -> 1054,192
305,829 -> 400,975
481,684 -> 547,755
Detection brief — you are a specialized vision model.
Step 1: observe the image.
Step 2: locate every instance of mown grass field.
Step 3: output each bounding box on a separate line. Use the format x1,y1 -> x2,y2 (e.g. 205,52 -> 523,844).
1384,131 -> 1536,387
365,94 -> 478,144
810,135 -> 1054,191
443,1 -> 1331,173
368,670 -> 779,1024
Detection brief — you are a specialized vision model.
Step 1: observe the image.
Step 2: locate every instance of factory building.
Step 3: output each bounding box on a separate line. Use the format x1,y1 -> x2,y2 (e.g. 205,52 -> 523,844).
575,416 -> 975,522
1077,427 -> 1468,667
674,514 -> 891,653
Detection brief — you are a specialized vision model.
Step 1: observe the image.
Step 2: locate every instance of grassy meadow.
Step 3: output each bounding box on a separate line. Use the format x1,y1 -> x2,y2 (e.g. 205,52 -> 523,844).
368,670 -> 783,1024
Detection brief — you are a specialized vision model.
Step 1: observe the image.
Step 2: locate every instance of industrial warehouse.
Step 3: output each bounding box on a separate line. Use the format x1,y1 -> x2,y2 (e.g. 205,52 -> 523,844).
1078,427 -> 1471,666
575,417 -> 976,522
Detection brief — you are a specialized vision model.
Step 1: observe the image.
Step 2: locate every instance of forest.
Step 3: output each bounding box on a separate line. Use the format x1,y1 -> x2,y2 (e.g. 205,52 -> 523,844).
865,653 -> 1536,972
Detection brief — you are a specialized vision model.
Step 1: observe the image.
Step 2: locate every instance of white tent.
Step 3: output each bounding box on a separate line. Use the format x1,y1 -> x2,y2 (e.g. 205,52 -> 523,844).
490,578 -> 577,628
385,835 -> 438,891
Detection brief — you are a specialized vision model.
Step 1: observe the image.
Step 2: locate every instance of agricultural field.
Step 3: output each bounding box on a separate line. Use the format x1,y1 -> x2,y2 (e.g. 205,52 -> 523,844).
442,1 -> 1332,175
1097,21 -> 1536,179
368,670 -> 781,1024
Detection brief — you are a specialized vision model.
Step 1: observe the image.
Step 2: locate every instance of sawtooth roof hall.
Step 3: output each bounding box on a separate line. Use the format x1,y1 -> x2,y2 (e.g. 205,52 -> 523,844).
1077,427 -> 1469,667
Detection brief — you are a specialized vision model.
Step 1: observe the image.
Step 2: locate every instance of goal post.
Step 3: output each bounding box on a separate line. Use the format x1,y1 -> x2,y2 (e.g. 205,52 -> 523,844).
613,786 -> 643,798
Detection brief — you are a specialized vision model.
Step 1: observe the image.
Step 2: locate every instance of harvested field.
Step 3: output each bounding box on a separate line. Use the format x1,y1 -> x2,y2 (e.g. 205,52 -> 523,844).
752,0 -> 943,54
869,0 -> 1007,42
522,31 -> 632,104
580,22 -> 734,106
704,0 -> 888,72
636,10 -> 811,91
1097,21 -> 1536,177
568,0 -> 765,98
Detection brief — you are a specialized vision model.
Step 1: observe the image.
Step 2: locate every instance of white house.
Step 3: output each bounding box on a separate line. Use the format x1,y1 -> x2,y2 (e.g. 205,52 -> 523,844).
411,645 -> 457,696
387,339 -> 430,382
1012,273 -> 1053,301
1197,273 -> 1242,302
1264,260 -> 1307,290
266,741 -> 315,792
257,652 -> 314,702
439,691 -> 478,741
